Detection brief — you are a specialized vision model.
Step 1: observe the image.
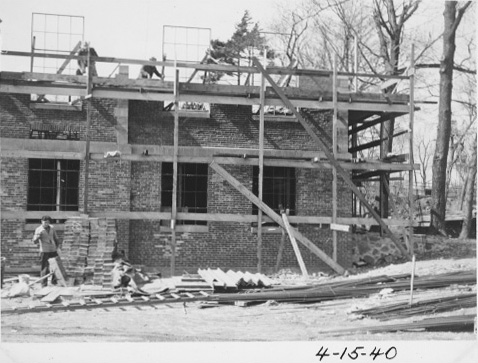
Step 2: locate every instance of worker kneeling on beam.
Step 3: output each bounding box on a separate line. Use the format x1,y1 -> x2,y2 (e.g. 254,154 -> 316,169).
138,56 -> 164,80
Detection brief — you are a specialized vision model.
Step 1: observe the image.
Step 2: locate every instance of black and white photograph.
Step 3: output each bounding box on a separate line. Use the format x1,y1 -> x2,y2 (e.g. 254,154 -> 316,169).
0,0 -> 476,362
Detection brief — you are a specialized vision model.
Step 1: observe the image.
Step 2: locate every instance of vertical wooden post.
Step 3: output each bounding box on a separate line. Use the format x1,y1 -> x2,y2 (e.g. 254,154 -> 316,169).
30,36 -> 35,74
83,45 -> 93,215
409,254 -> 416,305
332,55 -> 338,262
257,52 -> 266,273
115,66 -> 129,147
170,67 -> 179,277
56,160 -> 61,214
408,44 -> 415,256
353,36 -> 358,92
351,122 -> 358,217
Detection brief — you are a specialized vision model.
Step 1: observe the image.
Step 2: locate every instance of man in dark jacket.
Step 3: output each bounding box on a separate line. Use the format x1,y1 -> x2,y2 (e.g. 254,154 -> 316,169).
138,57 -> 164,79
76,42 -> 98,76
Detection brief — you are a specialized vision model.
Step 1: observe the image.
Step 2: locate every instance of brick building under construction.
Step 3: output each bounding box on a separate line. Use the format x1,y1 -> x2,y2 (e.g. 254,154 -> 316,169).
0,21 -> 418,278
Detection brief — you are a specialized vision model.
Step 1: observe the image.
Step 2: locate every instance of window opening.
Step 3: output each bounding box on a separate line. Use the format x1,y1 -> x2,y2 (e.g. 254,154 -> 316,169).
27,159 -> 80,223
252,166 -> 296,223
161,163 -> 208,225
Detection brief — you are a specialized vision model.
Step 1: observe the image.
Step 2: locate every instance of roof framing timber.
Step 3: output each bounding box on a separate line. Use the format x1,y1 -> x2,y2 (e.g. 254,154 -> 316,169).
1,50 -> 411,80
0,70 -> 411,112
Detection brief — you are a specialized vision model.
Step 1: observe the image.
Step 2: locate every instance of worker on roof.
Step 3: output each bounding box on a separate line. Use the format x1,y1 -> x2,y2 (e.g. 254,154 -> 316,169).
138,56 -> 164,80
76,41 -> 98,76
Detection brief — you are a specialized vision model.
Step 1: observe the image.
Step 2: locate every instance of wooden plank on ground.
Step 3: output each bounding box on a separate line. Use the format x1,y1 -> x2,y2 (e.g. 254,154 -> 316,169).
40,288 -> 63,303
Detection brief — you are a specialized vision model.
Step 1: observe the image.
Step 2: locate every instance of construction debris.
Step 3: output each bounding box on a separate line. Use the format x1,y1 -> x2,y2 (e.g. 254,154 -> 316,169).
3,270 -> 474,316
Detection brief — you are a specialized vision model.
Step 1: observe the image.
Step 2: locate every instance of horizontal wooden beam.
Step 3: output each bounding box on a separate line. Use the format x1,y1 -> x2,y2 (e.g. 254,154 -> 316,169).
2,138 -> 420,171
0,138 -> 336,160
2,51 -> 411,80
0,210 -> 415,226
349,112 -> 406,134
1,150 -> 85,159
349,129 -> 409,153
353,169 -> 403,180
0,80 -> 411,112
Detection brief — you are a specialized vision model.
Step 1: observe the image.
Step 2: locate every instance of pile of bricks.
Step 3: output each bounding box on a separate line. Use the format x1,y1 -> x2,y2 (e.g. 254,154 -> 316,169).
62,217 -> 90,284
87,218 -> 117,287
62,217 -> 117,287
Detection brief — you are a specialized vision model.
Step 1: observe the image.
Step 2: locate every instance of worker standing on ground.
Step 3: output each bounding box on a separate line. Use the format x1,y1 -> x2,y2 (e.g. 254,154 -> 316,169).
76,41 -> 98,76
138,56 -> 164,79
32,215 -> 62,287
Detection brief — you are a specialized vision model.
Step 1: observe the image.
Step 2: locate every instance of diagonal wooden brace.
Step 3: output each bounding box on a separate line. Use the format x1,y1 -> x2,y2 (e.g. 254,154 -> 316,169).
252,57 -> 411,260
209,161 -> 346,275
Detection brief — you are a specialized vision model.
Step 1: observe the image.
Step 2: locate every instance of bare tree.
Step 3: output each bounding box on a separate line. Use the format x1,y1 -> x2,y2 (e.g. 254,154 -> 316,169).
445,117 -> 476,200
417,138 -> 434,193
430,1 -> 472,234
459,132 -> 476,239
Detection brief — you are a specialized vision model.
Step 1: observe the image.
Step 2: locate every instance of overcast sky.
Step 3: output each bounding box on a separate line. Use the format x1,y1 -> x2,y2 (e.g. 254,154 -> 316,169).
0,0 -> 279,73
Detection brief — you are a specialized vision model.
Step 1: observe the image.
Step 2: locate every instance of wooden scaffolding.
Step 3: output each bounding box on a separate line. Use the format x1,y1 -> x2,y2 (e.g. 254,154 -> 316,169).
0,48 -> 419,274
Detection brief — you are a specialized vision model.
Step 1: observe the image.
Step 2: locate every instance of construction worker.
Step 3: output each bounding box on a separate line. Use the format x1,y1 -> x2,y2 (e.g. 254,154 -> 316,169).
138,57 -> 164,79
32,215 -> 62,287
76,42 -> 98,76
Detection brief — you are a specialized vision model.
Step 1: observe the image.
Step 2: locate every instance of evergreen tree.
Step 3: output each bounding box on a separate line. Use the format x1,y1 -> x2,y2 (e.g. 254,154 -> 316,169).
205,11 -> 274,84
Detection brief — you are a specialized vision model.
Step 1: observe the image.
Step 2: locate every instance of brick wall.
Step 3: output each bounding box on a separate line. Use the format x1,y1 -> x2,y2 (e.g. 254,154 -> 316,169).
1,93 -> 353,274
0,157 -> 40,269
0,94 -> 128,269
126,103 -> 354,274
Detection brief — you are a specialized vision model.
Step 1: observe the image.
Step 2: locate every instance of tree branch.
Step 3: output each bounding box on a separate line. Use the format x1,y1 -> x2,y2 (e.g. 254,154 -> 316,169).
451,1 -> 472,35
411,63 -> 476,75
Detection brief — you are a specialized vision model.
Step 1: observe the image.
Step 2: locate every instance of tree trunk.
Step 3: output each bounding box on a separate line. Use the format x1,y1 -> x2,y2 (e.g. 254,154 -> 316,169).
459,133 -> 477,239
431,2 -> 460,234
459,173 -> 469,210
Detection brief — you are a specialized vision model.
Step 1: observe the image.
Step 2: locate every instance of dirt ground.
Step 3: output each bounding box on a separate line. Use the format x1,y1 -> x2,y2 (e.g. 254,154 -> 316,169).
0,239 -> 476,363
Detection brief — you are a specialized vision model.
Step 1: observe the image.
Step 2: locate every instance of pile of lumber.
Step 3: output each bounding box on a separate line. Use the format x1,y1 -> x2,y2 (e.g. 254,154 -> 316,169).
210,270 -> 476,304
324,314 -> 476,335
354,293 -> 476,321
